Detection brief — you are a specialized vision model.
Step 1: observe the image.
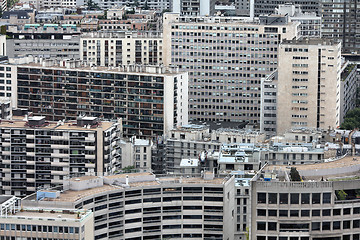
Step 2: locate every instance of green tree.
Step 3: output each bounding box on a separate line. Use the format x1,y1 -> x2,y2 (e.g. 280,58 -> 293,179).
335,190 -> 348,200
340,108 -> 360,130
290,167 -> 301,181
87,0 -> 99,10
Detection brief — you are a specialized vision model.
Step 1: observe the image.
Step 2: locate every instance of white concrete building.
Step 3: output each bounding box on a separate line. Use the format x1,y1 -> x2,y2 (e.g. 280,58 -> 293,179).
120,137 -> 153,172
80,31 -> 163,67
22,172 -> 235,240
277,38 -> 342,135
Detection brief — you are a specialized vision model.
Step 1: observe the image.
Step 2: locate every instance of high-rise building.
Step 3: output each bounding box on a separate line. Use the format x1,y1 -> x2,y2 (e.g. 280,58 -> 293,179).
321,0 -> 360,53
276,38 -> 341,135
80,32 -> 163,67
0,116 -> 121,197
13,59 -> 188,138
163,13 -> 299,125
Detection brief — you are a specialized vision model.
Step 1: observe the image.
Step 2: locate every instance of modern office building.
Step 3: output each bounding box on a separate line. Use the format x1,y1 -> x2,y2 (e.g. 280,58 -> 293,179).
0,196 -> 94,240
22,172 -> 235,240
321,0 -> 360,53
275,4 -> 321,38
163,13 -> 299,125
250,156 -> 360,240
276,38 -> 342,135
6,24 -> 81,59
14,59 -> 188,138
80,31 -> 163,67
0,115 -> 121,197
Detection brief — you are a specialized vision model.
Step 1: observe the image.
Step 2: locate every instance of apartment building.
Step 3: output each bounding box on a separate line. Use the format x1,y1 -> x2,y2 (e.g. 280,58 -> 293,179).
321,0 -> 360,53
172,0 -> 216,16
80,31 -> 163,67
120,137 -> 153,172
6,24 -> 81,59
253,0 -> 320,17
92,0 -> 170,11
14,59 -> 188,138
0,196 -> 94,240
250,156 -> 360,240
339,62 -> 357,123
163,13 -> 299,124
0,116 -> 121,197
0,62 -> 17,108
0,97 -> 12,119
276,38 -> 342,135
22,172 -> 235,240
260,70 -> 278,137
275,4 -> 321,38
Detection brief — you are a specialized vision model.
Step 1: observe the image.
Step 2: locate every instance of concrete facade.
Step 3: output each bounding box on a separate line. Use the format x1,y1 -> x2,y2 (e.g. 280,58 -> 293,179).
277,39 -> 342,135
80,32 -> 163,67
163,13 -> 299,125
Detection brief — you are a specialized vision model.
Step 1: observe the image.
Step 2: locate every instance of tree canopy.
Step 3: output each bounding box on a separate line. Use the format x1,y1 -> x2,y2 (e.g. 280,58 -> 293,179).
340,108 -> 360,130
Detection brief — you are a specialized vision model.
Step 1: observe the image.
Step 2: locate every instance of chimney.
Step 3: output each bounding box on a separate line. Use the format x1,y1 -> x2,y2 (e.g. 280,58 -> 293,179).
125,175 -> 129,185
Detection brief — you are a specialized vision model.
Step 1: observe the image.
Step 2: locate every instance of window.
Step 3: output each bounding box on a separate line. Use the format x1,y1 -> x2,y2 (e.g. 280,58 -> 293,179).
268,210 -> 277,217
257,222 -> 266,230
301,210 -> 310,217
268,222 -> 277,231
312,193 -> 321,204
257,209 -> 266,216
258,193 -> 266,204
333,221 -> 341,229
268,193 -> 277,204
301,193 -> 310,204
280,193 -> 288,204
291,193 -> 299,204
323,193 -> 331,204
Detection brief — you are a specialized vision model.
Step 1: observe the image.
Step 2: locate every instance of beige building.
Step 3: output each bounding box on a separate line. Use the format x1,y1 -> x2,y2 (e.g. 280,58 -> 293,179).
277,39 -> 342,135
0,196 -> 94,240
22,172 -> 235,240
80,31 -> 163,67
163,13 -> 299,124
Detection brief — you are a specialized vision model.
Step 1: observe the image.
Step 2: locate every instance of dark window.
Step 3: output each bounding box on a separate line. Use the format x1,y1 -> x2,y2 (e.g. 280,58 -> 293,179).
257,222 -> 266,230
333,209 -> 341,215
322,222 -> 331,230
268,222 -> 277,231
257,209 -> 266,216
301,210 -> 310,217
322,209 -> 331,216
268,193 -> 277,204
312,210 -> 320,216
323,193 -> 331,204
280,193 -> 288,204
312,222 -> 320,231
354,220 -> 360,228
291,193 -> 299,204
258,193 -> 266,204
290,210 -> 299,217
279,210 -> 288,217
268,210 -> 277,216
344,208 -> 351,215
301,193 -> 310,204
312,193 -> 321,204
343,220 -> 351,229
333,221 -> 341,230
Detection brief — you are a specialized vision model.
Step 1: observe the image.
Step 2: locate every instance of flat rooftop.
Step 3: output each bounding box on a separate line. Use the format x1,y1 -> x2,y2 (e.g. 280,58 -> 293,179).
32,174 -> 229,203
13,209 -> 83,220
281,38 -> 339,46
265,156 -> 360,172
0,119 -> 114,131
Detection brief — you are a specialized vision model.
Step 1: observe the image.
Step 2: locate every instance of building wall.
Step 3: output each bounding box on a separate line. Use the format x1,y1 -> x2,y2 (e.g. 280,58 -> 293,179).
15,63 -> 187,138
80,32 -> 163,67
163,13 -> 299,124
277,39 -> 341,134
